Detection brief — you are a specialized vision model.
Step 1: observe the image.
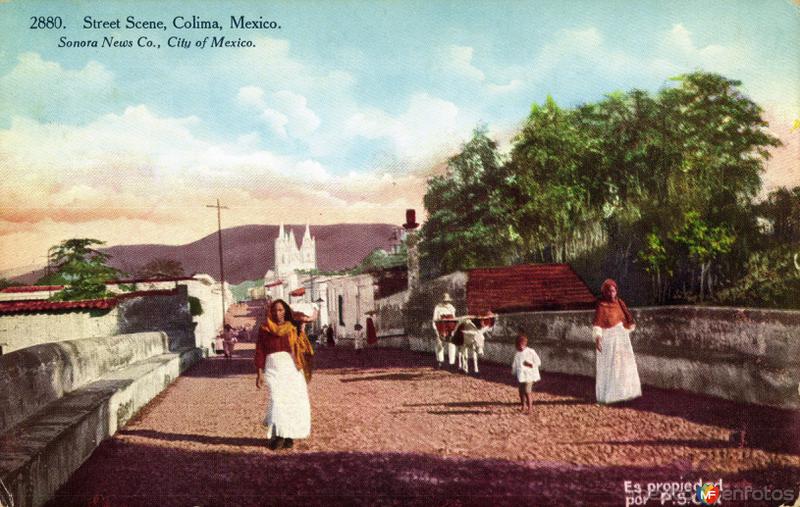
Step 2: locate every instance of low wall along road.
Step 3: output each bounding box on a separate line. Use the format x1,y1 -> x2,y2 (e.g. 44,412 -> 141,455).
0,332 -> 201,507
375,274 -> 800,410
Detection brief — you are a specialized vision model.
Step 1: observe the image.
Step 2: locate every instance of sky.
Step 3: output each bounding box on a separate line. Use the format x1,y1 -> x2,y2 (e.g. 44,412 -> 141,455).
0,0 -> 798,273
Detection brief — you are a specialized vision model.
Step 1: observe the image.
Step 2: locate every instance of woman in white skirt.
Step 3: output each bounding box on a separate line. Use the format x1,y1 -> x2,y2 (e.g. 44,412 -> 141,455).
255,299 -> 314,450
592,279 -> 641,404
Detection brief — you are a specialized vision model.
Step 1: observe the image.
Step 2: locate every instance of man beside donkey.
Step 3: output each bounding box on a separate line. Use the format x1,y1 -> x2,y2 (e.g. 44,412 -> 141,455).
432,293 -> 457,370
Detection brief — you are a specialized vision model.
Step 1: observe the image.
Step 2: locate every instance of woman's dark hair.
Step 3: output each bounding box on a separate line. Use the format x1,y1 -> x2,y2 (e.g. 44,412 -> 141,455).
270,299 -> 301,332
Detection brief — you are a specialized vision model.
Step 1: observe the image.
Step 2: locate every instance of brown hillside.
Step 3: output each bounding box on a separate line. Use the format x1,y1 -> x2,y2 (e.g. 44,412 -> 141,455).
13,224 -> 398,285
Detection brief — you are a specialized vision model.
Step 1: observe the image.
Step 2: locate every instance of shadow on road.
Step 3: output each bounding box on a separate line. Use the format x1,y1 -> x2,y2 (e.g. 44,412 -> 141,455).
574,438 -> 733,450
405,401 -> 519,408
315,346 -> 800,456
51,439 -> 800,507
119,429 -> 265,447
340,372 -> 431,382
179,344 -> 799,456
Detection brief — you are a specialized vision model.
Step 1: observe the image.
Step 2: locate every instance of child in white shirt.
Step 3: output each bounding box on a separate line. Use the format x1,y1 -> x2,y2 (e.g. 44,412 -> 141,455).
511,334 -> 542,413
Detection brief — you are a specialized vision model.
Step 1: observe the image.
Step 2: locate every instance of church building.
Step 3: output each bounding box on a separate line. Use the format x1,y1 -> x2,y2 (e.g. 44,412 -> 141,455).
264,224 -> 317,300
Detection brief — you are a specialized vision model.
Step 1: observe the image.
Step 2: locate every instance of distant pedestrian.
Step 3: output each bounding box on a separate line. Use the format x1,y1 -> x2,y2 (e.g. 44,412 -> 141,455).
366,317 -> 378,346
214,328 -> 225,355
511,334 -> 541,413
222,324 -> 237,359
592,279 -> 641,404
326,325 -> 335,347
353,323 -> 364,353
237,326 -> 249,344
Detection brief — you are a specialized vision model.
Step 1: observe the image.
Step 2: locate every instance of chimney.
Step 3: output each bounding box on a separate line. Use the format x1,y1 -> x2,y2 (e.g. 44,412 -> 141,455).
403,209 -> 419,230
404,209 -> 420,291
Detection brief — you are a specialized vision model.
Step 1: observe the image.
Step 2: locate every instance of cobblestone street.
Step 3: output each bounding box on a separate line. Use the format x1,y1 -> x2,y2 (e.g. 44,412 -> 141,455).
50,344 -> 800,506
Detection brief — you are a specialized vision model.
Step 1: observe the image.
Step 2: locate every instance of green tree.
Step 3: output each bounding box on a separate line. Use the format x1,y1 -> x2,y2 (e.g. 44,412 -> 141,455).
670,211 -> 735,301
41,239 -> 121,301
659,72 -> 780,219
758,186 -> 800,245
714,245 -> 800,309
421,125 -> 515,276
638,231 -> 672,303
0,278 -> 21,291
419,72 -> 781,305
508,96 -> 602,263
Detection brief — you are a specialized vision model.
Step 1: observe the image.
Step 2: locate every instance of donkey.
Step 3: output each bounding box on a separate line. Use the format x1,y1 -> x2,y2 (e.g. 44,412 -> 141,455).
453,316 -> 493,375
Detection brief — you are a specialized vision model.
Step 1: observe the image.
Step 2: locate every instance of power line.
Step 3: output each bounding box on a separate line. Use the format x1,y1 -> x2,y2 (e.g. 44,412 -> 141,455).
206,199 -> 229,328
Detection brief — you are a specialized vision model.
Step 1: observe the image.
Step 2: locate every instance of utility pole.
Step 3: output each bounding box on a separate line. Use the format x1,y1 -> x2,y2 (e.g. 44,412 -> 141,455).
206,199 -> 229,327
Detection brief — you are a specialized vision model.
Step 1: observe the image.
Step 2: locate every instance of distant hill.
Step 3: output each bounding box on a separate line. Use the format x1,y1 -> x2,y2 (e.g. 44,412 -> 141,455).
12,224 -> 399,285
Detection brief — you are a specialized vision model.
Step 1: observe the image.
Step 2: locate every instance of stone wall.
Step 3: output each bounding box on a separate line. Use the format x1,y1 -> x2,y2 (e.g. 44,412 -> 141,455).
109,275 -> 231,356
0,287 -> 195,355
477,306 -> 800,410
356,270 -> 800,409
0,331 -> 201,507
374,290 -> 408,336
0,308 -> 120,355
0,332 -> 169,434
373,290 -> 410,348
116,287 -> 194,351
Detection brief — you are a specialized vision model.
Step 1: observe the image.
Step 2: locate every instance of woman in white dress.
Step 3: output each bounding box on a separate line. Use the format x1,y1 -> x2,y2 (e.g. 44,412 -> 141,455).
255,299 -> 314,450
592,279 -> 641,404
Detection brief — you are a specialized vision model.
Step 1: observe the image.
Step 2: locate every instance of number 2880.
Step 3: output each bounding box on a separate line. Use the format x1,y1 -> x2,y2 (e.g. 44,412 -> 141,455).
30,16 -> 63,29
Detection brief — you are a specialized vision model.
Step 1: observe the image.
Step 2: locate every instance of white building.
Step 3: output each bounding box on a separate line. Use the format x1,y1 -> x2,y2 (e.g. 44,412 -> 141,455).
107,274 -> 232,356
264,224 -> 317,300
325,273 -> 377,343
299,274 -> 341,329
1,275 -> 232,356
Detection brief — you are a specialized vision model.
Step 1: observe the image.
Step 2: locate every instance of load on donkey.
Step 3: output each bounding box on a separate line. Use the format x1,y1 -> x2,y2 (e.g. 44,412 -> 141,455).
434,310 -> 496,376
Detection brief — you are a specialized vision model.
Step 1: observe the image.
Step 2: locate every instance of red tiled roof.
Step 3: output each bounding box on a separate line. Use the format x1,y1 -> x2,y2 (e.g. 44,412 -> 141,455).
0,298 -> 117,315
467,264 -> 596,314
0,285 -> 64,293
0,288 -> 180,315
108,275 -> 197,284
265,280 -> 283,288
289,287 -> 306,297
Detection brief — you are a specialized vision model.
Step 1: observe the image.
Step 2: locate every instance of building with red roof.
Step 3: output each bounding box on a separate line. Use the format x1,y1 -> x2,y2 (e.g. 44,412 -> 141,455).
466,263 -> 595,314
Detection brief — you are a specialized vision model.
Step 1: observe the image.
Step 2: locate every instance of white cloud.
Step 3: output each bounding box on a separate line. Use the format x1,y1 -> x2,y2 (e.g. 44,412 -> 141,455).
658,24 -> 744,73
261,109 -> 290,138
236,86 -> 266,108
223,37 -> 356,98
0,52 -> 116,122
439,45 -> 486,81
530,27 -> 635,82
238,86 -> 320,140
344,93 -> 469,163
0,104 -> 432,270
487,79 -> 524,95
270,90 -> 321,138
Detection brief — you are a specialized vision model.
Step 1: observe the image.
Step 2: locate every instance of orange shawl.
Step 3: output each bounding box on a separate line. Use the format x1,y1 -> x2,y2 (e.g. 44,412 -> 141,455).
261,317 -> 314,381
592,298 -> 635,330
